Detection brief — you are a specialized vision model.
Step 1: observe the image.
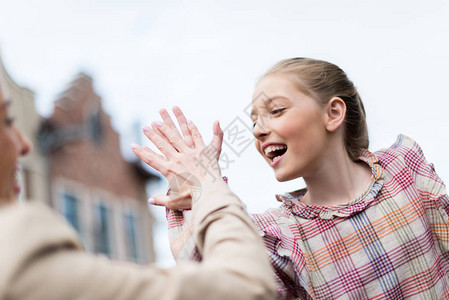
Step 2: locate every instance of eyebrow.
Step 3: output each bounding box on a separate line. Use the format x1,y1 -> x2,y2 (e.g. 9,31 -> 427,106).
250,96 -> 288,116
250,98 -> 273,116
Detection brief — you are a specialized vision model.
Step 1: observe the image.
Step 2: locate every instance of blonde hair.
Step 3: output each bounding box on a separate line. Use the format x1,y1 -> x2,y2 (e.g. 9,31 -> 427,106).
262,57 -> 369,161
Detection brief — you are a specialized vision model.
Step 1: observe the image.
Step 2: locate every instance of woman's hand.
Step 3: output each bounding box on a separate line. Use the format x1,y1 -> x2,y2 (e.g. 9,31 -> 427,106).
131,107 -> 223,210
155,106 -> 195,149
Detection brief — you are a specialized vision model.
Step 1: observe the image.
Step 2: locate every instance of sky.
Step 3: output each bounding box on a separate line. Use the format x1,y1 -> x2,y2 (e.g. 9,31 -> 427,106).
1,0 -> 448,266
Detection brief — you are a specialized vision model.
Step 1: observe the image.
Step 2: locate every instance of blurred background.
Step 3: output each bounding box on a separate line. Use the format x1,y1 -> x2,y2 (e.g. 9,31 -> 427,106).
1,0 -> 448,267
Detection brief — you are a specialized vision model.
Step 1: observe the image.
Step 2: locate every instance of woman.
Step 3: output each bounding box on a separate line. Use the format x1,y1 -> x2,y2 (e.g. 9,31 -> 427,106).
0,97 -> 30,203
0,82 -> 276,299
154,58 -> 449,299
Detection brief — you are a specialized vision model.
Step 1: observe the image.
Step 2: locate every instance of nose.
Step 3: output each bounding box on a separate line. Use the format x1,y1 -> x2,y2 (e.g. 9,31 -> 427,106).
252,117 -> 270,141
14,126 -> 31,156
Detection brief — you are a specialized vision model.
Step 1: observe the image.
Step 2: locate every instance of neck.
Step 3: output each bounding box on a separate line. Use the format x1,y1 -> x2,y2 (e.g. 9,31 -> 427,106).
301,141 -> 372,207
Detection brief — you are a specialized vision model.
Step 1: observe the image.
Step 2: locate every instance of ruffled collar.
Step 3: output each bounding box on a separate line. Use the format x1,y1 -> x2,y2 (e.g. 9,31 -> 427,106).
275,149 -> 384,220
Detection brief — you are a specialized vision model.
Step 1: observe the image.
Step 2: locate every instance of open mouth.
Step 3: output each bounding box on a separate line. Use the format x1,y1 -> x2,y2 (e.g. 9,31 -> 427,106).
264,144 -> 287,163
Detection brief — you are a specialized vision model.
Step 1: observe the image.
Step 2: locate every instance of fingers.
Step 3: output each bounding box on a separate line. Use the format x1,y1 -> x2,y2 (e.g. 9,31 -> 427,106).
151,107 -> 193,151
159,108 -> 178,131
148,195 -> 168,206
140,108 -> 215,173
211,120 -> 224,159
131,143 -> 167,173
148,107 -> 208,151
152,121 -> 190,153
148,192 -> 193,210
157,107 -> 194,149
158,108 -> 183,146
186,120 -> 206,148
141,125 -> 178,159
172,106 -> 194,148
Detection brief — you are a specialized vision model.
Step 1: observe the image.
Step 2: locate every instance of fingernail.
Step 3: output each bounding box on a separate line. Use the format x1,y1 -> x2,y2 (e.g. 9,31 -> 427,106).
131,143 -> 139,149
148,198 -> 156,205
142,126 -> 150,132
154,121 -> 163,127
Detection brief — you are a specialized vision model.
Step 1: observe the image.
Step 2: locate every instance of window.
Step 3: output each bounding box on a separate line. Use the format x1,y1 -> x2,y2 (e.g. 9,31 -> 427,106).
124,212 -> 139,262
95,203 -> 111,256
62,192 -> 80,233
89,109 -> 102,146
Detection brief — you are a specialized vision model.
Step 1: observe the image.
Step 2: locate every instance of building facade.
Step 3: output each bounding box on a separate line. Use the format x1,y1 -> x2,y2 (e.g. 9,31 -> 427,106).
1,52 -> 157,264
39,73 -> 158,264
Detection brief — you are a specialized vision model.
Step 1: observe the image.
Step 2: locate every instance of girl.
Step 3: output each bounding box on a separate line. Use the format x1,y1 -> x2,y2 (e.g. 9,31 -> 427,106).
150,58 -> 449,299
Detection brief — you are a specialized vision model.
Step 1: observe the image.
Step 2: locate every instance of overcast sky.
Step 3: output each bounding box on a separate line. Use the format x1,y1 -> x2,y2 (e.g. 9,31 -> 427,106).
1,0 -> 448,266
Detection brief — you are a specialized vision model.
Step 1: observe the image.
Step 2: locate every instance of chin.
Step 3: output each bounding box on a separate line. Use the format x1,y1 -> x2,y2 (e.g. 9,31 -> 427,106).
274,171 -> 293,182
274,168 -> 304,182
0,193 -> 17,205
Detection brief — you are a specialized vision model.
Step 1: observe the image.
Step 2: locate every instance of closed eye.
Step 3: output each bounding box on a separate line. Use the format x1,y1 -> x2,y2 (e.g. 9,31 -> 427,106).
271,108 -> 285,115
253,108 -> 285,128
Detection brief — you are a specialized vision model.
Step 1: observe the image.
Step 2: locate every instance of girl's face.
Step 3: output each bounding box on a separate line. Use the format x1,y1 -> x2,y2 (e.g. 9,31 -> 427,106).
251,74 -> 330,182
0,86 -> 30,204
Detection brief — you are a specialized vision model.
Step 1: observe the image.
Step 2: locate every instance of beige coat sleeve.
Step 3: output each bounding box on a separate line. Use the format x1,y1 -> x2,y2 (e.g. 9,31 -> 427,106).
0,179 -> 276,300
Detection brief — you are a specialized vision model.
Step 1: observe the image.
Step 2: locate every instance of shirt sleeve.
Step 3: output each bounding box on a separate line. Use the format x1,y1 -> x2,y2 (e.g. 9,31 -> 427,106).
166,176 -> 229,263
376,135 -> 449,245
398,135 -> 448,213
167,208 -> 203,262
377,135 -> 448,214
1,179 -> 276,300
252,211 -> 303,299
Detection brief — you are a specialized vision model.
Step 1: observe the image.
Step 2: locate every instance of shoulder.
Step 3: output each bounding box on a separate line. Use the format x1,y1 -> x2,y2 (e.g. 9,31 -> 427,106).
375,134 -> 432,175
375,134 -> 426,164
0,202 -> 82,260
0,202 -> 82,294
374,134 -> 446,196
0,201 -> 73,233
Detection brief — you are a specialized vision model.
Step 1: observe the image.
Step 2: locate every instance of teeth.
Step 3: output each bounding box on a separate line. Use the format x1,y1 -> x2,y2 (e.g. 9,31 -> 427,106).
272,156 -> 282,163
264,145 -> 287,157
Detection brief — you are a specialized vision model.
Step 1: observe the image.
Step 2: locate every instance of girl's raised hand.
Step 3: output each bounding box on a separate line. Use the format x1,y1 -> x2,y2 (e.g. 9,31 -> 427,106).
155,106 -> 194,149
131,108 -> 224,210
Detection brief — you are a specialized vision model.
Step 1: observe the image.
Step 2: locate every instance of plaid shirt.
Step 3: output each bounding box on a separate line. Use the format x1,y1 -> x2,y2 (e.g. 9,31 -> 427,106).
167,135 -> 449,299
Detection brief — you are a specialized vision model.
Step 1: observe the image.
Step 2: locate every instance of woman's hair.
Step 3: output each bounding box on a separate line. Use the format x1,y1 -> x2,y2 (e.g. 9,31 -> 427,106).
262,57 -> 369,161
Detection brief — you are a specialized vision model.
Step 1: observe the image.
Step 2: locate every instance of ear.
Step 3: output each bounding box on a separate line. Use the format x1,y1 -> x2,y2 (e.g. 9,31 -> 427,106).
324,97 -> 346,132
